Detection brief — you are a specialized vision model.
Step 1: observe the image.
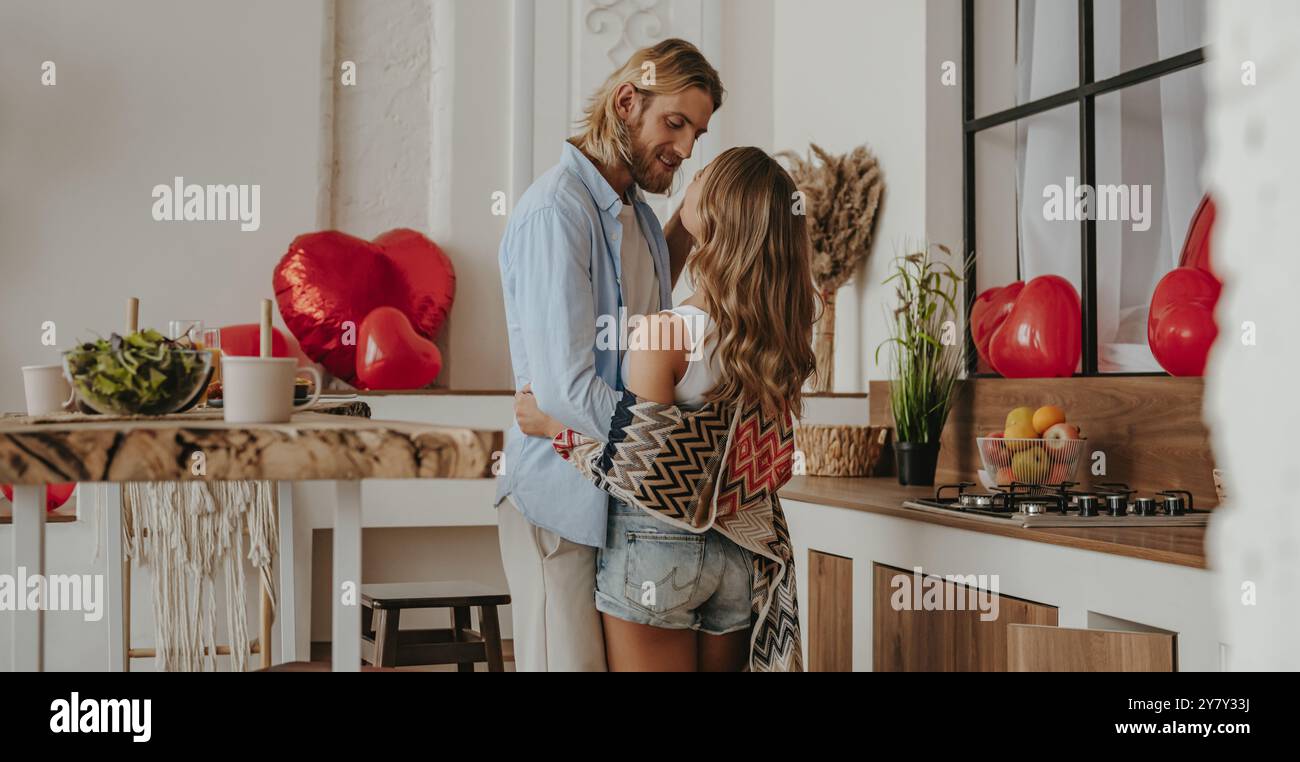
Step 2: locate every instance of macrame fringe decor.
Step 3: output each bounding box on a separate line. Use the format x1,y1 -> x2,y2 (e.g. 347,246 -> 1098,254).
122,481 -> 278,672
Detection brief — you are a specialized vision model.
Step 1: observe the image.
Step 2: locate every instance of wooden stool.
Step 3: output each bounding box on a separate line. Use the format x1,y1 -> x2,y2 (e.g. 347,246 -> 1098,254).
361,581 -> 511,671
257,661 -> 398,672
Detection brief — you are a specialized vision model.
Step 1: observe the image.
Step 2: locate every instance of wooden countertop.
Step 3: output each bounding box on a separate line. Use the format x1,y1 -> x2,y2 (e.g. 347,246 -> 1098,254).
0,406 -> 502,484
779,476 -> 1208,569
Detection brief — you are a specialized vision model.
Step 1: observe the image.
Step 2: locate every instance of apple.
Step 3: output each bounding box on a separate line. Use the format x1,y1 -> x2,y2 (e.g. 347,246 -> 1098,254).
1032,405 -> 1067,435
995,466 -> 1015,485
1043,422 -> 1082,452
982,431 -> 1006,461
1047,463 -> 1072,484
1011,446 -> 1048,482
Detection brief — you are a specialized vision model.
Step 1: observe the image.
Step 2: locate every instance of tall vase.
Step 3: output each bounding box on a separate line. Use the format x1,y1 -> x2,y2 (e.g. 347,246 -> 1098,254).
813,288 -> 836,392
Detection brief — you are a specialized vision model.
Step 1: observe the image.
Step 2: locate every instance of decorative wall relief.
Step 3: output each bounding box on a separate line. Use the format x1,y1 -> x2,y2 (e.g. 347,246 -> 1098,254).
584,0 -> 670,66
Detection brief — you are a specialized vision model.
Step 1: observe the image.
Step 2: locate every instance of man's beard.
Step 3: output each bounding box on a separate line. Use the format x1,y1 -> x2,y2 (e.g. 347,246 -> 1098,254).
625,116 -> 677,195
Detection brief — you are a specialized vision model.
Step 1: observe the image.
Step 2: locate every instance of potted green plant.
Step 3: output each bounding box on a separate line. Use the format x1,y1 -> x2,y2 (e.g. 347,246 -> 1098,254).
876,244 -> 964,485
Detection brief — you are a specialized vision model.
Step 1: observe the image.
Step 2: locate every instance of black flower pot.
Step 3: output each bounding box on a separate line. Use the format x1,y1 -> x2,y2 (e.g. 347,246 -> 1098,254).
894,441 -> 941,486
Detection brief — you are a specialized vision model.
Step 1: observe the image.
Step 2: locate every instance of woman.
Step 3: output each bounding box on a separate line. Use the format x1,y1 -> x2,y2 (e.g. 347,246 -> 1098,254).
516,146 -> 818,671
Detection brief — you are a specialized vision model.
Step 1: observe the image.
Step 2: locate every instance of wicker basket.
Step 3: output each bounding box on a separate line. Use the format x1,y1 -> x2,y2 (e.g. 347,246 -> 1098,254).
793,424 -> 890,477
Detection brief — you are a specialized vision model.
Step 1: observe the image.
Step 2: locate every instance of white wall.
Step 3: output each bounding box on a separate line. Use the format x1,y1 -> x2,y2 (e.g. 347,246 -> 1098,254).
718,0 -> 774,151
1203,0 -> 1300,671
773,0 -> 930,388
0,0 -> 329,412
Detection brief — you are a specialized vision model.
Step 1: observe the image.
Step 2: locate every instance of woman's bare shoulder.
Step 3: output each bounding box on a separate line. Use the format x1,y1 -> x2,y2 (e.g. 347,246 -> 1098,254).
626,312 -> 690,402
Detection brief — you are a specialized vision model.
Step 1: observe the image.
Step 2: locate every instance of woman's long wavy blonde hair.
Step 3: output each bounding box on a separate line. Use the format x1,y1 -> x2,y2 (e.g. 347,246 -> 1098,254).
689,147 -> 820,417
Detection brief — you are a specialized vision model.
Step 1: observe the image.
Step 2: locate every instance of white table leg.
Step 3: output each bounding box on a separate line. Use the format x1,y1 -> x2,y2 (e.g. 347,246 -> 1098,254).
102,484 -> 127,672
276,481 -> 297,664
332,480 -> 362,672
11,484 -> 47,671
293,491 -> 314,664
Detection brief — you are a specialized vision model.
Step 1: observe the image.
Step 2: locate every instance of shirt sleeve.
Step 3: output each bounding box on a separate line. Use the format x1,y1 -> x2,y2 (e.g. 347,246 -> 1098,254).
507,206 -> 619,441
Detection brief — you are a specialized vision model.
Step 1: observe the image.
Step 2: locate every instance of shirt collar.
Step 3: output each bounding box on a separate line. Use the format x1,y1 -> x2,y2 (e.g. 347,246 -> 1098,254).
561,141 -> 645,214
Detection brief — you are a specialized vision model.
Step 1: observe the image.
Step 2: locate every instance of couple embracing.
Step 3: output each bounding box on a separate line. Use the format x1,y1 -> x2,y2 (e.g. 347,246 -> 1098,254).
497,39 -> 816,672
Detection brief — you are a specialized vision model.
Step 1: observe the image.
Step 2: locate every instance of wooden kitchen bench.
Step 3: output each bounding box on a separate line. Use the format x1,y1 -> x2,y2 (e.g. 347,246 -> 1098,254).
778,475 -> 1221,671
780,476 -> 1208,569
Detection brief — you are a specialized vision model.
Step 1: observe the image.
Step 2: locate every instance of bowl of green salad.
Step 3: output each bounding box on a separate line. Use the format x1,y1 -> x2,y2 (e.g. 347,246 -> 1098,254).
63,329 -> 213,416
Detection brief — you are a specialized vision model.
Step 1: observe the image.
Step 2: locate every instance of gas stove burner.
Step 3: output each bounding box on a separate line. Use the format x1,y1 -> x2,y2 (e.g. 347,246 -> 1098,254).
906,480 -> 1208,527
1133,497 -> 1157,517
933,483 -> 1014,514
1159,489 -> 1194,516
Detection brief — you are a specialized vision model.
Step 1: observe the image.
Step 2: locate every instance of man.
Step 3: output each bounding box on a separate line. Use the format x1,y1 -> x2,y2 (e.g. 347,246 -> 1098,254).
496,38 -> 724,671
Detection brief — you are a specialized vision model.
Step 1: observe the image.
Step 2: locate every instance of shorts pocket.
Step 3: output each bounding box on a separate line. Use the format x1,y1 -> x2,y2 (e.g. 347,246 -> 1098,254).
622,530 -> 705,616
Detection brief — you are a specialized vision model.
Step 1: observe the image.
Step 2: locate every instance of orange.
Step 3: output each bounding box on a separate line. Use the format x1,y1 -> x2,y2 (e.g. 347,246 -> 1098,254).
1032,405 -> 1067,435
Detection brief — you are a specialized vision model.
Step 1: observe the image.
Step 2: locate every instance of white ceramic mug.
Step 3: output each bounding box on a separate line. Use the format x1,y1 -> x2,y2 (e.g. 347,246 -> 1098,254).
221,357 -> 322,424
22,364 -> 75,416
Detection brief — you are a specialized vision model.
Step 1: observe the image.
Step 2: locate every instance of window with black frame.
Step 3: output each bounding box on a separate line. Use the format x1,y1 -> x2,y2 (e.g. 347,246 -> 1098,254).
962,0 -> 1210,377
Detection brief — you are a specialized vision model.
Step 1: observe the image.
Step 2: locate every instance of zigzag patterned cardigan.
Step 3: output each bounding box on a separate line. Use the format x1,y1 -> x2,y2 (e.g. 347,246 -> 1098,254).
552,391 -> 803,672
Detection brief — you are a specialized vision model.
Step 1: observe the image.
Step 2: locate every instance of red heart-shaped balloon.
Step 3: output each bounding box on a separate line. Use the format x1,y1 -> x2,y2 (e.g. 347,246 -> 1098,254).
1148,266 -> 1221,377
970,281 -> 1024,372
1179,195 -> 1216,279
355,306 -> 444,390
1150,266 -> 1221,324
372,229 -> 456,339
274,231 -> 413,383
2,483 -> 76,512
273,230 -> 455,384
987,275 -> 1082,378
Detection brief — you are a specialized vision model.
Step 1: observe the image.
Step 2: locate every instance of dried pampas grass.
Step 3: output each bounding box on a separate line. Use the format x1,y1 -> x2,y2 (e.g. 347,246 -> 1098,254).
779,144 -> 885,391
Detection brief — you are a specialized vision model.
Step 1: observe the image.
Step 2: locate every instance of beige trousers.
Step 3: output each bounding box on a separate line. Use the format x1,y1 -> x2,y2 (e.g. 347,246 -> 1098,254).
497,498 -> 607,672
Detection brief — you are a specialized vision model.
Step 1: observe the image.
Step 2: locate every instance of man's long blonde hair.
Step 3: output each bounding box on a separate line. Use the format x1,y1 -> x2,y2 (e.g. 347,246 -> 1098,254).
689,147 -> 820,417
571,38 -> 725,169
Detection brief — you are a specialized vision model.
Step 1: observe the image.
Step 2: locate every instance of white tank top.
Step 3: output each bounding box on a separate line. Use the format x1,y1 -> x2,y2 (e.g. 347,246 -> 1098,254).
620,305 -> 722,409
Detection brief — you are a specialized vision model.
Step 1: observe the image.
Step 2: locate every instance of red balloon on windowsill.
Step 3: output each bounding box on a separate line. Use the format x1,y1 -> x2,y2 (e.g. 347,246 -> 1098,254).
2,483 -> 76,512
976,275 -> 1082,378
1179,195 -> 1216,278
1149,267 -> 1221,377
1148,194 -> 1221,377
970,281 -> 1025,373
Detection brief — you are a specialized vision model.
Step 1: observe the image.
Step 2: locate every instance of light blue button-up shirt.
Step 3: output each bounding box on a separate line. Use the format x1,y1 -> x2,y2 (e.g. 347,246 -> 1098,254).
495,142 -> 674,547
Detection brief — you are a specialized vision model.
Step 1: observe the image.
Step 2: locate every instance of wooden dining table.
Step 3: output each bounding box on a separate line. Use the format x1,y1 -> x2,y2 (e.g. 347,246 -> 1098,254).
0,404 -> 500,672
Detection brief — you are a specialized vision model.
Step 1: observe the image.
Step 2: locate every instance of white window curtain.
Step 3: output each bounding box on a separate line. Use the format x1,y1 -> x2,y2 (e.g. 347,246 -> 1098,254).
1015,0 -> 1207,373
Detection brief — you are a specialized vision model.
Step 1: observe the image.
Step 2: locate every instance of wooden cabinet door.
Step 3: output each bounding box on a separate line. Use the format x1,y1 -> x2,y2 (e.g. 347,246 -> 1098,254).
873,563 -> 1058,671
873,564 -> 957,671
808,550 -> 853,672
1007,625 -> 1176,671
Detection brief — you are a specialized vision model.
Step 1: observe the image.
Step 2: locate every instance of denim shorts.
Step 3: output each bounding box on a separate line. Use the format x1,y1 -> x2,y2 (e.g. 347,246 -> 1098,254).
595,499 -> 755,636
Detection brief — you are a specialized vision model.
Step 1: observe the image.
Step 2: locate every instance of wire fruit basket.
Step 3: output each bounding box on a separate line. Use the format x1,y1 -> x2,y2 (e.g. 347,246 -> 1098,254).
976,436 -> 1086,487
